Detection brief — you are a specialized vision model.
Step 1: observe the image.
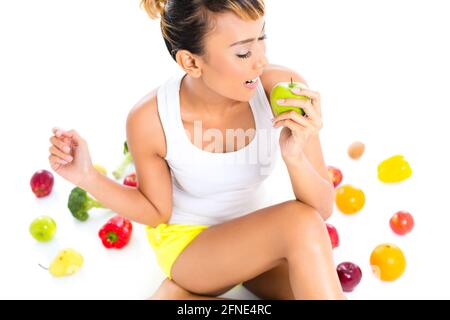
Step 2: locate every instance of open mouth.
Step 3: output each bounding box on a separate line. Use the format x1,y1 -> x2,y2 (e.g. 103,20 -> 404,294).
244,77 -> 258,84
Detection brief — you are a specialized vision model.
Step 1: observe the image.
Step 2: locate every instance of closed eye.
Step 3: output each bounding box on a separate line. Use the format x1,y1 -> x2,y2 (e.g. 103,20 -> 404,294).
236,34 -> 268,59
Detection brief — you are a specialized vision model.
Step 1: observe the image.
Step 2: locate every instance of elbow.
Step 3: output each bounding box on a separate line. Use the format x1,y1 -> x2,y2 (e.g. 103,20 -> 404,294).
321,185 -> 335,221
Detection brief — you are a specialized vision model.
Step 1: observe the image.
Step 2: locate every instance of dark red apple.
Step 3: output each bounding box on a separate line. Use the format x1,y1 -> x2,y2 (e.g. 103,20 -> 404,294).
30,170 -> 54,198
337,262 -> 362,292
327,166 -> 343,188
326,223 -> 339,249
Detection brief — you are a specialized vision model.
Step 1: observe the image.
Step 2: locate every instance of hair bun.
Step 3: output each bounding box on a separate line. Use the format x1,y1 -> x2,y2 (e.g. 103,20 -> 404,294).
141,0 -> 167,19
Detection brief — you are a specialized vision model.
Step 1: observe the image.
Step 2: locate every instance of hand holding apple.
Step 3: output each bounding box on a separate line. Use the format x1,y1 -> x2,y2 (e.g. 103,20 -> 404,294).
271,79 -> 323,161
270,78 -> 310,116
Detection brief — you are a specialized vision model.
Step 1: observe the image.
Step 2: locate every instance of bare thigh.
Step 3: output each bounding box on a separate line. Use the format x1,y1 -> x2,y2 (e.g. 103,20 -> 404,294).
170,200 -> 322,296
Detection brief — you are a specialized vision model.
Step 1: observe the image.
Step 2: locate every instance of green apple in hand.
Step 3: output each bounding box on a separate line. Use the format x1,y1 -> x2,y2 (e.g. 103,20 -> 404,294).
29,215 -> 57,242
270,78 -> 310,116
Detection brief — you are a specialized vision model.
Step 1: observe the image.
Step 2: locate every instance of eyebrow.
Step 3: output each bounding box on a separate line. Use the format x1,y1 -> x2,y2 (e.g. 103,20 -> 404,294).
229,21 -> 266,47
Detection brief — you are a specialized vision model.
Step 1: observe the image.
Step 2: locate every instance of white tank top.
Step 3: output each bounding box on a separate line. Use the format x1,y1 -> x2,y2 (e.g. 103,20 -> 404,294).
157,72 -> 281,226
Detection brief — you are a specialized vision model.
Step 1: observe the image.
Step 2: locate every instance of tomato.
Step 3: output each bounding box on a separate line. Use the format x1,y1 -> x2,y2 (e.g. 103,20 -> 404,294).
390,210 -> 414,235
370,243 -> 406,281
335,184 -> 365,214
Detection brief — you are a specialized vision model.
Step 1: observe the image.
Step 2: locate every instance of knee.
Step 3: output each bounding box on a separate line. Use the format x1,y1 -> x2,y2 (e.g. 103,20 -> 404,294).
149,278 -> 192,300
282,201 -> 329,251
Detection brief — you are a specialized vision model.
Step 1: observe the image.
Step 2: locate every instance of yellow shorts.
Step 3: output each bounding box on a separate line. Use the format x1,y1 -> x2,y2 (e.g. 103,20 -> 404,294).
146,223 -> 208,280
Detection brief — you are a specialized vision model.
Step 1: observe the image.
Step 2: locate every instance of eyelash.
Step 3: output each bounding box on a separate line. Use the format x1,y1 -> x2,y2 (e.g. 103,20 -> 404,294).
236,34 -> 267,59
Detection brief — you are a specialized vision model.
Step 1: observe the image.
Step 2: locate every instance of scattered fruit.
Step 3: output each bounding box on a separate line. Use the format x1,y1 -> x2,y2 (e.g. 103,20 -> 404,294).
326,223 -> 340,249
327,166 -> 343,188
348,141 -> 365,160
123,172 -> 138,187
335,184 -> 365,214
390,210 -> 414,235
378,154 -> 412,183
29,216 -> 57,242
337,262 -> 362,292
68,187 -> 104,221
98,215 -> 133,249
370,243 -> 406,281
48,248 -> 84,277
30,170 -> 54,198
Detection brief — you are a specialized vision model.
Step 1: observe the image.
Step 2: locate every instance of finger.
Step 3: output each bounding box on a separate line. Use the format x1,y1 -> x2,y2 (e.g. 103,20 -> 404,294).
278,119 -> 308,140
48,154 -> 68,167
290,87 -> 320,103
63,129 -> 84,147
50,136 -> 71,154
298,103 -> 320,122
278,119 -> 313,141
49,145 -> 73,163
276,97 -> 311,108
273,110 -> 310,125
52,127 -> 67,138
52,127 -> 77,142
274,118 -> 306,133
48,155 -> 61,171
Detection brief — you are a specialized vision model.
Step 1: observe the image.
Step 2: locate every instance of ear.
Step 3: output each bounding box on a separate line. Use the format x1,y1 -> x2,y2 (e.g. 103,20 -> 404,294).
175,50 -> 203,78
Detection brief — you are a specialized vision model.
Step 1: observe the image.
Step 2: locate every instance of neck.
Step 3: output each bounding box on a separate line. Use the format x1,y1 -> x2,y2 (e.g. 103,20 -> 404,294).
182,74 -> 241,117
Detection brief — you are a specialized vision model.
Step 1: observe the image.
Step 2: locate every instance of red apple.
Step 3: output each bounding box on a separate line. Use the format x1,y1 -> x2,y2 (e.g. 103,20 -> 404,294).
123,172 -> 138,187
326,223 -> 339,249
390,210 -> 414,235
327,166 -> 343,188
30,170 -> 54,198
337,262 -> 362,292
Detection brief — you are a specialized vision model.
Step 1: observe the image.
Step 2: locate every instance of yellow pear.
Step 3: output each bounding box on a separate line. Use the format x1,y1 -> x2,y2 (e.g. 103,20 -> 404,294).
49,248 -> 84,277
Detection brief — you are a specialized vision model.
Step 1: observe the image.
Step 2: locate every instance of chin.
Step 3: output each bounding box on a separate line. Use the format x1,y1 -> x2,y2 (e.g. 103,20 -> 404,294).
236,89 -> 257,102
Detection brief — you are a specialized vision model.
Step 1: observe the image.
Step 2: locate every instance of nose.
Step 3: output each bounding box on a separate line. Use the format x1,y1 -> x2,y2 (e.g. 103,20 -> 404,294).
254,54 -> 268,71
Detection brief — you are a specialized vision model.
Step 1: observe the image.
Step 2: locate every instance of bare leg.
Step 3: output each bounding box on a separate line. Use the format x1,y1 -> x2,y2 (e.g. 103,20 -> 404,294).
169,200 -> 345,300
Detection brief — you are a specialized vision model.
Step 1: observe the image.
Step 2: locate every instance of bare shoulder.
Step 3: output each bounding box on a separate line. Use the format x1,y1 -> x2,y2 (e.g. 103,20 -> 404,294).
260,63 -> 309,101
126,87 -> 167,158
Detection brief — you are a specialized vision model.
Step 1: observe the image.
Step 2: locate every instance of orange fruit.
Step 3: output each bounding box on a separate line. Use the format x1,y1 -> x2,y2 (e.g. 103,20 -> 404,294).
370,243 -> 406,281
335,184 -> 365,214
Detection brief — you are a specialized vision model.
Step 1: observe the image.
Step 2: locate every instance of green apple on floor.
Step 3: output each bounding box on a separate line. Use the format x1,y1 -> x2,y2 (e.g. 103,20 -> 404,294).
270,78 -> 310,116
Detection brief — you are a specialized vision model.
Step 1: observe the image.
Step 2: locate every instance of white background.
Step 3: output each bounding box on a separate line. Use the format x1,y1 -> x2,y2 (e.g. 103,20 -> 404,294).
1,0 -> 449,299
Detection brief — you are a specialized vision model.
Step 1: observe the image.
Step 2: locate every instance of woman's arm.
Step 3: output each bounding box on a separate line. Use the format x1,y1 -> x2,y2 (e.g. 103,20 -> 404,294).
284,134 -> 335,220
50,91 -> 172,227
261,65 -> 334,220
79,167 -> 167,226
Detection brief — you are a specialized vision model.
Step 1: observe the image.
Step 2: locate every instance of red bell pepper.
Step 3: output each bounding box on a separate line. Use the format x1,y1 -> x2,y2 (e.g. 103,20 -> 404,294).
98,215 -> 133,249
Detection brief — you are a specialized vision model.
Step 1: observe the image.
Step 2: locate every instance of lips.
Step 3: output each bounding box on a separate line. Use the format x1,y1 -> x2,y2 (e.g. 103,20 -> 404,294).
243,74 -> 262,89
243,77 -> 259,89
244,77 -> 258,85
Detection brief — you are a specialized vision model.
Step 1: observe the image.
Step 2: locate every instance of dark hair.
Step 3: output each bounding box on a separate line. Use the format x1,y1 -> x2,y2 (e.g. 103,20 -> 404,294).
140,0 -> 265,61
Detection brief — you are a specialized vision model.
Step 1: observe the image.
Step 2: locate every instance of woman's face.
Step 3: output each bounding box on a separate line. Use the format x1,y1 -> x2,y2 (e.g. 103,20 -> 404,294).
199,12 -> 268,102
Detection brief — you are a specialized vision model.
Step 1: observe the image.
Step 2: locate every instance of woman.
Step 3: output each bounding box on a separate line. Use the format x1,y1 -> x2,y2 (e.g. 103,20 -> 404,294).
48,0 -> 345,300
